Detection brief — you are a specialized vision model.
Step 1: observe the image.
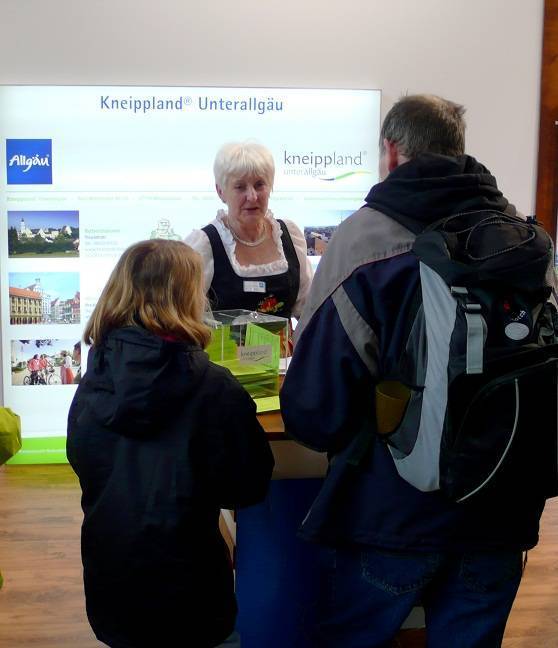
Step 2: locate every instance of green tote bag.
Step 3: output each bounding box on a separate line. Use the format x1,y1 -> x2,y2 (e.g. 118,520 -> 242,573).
0,407 -> 21,466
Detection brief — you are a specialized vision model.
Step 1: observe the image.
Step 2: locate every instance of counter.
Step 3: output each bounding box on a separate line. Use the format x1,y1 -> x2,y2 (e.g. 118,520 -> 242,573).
257,409 -> 328,479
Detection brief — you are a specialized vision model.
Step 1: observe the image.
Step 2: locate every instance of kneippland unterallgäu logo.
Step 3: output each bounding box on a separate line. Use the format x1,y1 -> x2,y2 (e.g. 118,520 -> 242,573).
6,139 -> 53,185
282,148 -> 372,181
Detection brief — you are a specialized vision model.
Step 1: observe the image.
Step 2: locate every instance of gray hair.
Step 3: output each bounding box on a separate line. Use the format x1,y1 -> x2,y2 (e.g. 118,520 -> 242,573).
380,94 -> 466,158
213,141 -> 275,189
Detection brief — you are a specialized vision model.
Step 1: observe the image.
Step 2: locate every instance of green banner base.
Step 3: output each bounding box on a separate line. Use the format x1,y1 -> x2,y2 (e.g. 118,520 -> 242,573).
6,399 -> 280,464
8,437 -> 68,464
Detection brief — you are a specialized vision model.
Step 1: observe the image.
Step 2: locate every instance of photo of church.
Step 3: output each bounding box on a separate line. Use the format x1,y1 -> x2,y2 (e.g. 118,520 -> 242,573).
7,210 -> 80,258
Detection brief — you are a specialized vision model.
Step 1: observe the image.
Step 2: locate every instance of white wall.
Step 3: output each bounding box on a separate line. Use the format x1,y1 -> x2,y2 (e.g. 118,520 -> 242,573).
0,0 -> 543,213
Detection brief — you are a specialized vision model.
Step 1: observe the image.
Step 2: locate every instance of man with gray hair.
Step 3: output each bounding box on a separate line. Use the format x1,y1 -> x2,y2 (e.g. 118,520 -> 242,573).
281,95 -> 535,646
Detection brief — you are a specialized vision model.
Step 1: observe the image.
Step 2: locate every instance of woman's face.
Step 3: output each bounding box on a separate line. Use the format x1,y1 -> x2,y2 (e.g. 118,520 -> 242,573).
217,173 -> 271,223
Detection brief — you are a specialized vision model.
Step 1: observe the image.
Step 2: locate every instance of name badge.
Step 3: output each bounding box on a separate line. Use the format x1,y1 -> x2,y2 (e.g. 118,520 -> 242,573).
243,280 -> 266,293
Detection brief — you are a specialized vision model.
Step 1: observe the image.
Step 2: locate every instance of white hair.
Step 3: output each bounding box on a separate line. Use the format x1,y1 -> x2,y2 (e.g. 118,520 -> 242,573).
213,141 -> 275,190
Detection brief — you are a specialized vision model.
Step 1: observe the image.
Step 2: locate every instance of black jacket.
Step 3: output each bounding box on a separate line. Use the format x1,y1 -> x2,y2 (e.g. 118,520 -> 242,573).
67,326 -> 274,648
365,153 -> 514,233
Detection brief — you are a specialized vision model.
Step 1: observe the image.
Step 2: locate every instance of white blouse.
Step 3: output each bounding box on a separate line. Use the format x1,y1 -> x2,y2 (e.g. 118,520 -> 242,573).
184,209 -> 313,318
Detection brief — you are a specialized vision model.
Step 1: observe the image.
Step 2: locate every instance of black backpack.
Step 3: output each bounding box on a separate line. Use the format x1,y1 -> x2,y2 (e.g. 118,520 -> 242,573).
378,210 -> 558,503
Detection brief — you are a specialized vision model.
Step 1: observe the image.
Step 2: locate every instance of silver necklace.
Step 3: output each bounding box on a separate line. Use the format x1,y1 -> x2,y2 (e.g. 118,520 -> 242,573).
227,220 -> 267,247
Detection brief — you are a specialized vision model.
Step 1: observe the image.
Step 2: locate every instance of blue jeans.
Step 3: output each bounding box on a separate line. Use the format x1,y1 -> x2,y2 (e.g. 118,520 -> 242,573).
312,546 -> 523,648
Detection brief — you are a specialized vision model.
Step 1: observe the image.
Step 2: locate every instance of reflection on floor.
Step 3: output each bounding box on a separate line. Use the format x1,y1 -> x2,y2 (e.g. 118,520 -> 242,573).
0,464 -> 557,647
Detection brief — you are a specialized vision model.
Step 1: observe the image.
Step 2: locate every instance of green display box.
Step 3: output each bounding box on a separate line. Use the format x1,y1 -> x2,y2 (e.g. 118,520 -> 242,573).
205,309 -> 288,401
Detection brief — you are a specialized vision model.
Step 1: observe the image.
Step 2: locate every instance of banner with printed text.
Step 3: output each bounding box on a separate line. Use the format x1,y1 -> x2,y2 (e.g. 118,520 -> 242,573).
0,85 -> 381,462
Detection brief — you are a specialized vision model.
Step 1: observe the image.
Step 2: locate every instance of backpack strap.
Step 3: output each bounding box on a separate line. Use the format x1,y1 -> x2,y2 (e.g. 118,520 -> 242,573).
451,286 -> 485,375
399,281 -> 422,365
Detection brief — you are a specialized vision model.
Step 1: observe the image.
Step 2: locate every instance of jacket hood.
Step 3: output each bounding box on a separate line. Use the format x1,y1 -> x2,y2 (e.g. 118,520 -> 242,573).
365,154 -> 515,233
82,326 -> 209,437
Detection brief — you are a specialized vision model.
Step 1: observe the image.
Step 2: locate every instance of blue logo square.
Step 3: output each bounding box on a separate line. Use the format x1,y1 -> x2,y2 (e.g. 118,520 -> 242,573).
6,139 -> 53,185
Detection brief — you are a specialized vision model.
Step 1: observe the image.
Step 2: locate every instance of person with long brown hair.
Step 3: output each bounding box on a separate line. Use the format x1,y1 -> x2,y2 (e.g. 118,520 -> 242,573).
67,239 -> 273,648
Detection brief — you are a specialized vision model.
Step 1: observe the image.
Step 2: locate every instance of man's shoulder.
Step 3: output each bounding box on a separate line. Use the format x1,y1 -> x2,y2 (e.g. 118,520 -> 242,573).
324,206 -> 415,276
294,206 -> 416,341
332,205 -> 415,259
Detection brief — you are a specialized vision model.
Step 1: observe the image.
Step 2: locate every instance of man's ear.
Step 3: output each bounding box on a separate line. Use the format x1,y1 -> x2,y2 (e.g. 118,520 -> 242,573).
383,139 -> 401,173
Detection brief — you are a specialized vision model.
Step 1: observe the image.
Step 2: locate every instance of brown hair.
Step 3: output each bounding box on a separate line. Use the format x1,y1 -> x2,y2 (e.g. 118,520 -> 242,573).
84,239 -> 211,348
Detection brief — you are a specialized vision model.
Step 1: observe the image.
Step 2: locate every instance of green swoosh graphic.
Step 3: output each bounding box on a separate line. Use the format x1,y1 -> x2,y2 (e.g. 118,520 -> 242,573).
319,170 -> 373,182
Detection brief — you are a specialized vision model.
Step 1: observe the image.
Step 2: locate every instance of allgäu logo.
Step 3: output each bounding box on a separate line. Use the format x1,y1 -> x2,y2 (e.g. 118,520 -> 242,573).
6,139 -> 53,185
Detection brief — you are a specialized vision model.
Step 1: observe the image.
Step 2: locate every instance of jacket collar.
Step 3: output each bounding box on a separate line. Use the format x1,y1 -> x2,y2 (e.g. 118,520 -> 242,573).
365,154 -> 514,234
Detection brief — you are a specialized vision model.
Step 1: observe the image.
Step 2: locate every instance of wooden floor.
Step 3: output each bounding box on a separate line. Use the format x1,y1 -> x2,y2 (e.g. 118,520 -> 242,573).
1,465 -> 558,647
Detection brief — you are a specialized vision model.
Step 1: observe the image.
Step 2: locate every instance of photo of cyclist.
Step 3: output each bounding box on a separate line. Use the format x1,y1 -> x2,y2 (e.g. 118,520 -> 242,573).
11,339 -> 80,386
26,354 -> 40,385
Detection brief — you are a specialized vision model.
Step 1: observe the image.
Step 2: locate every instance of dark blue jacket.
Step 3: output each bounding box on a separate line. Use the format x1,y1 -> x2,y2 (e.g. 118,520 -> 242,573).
280,155 -> 545,552
67,326 -> 274,648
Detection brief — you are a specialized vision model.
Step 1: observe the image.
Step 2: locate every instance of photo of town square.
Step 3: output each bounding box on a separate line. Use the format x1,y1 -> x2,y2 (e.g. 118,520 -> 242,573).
8,210 -> 79,258
9,272 -> 80,325
11,339 -> 81,386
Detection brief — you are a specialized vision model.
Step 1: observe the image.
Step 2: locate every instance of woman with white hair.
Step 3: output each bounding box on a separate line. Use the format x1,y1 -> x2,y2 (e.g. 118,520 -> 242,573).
185,141 -> 312,319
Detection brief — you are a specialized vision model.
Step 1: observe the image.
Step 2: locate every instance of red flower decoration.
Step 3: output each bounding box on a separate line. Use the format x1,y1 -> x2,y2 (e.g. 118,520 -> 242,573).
258,295 -> 284,314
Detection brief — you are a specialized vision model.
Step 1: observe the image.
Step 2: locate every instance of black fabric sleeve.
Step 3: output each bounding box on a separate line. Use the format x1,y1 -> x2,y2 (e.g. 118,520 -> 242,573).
204,376 -> 274,510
